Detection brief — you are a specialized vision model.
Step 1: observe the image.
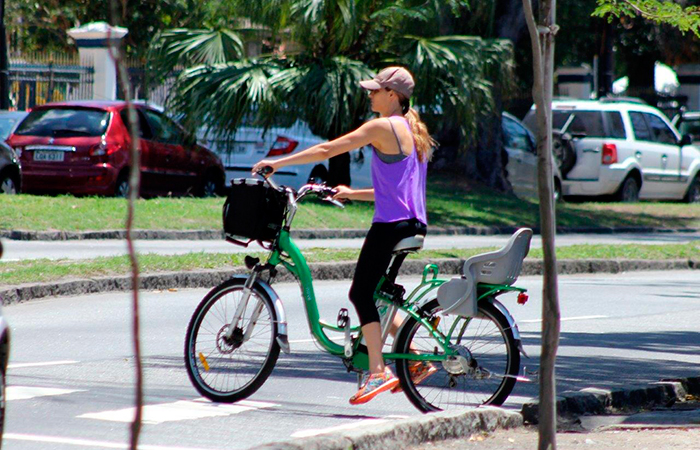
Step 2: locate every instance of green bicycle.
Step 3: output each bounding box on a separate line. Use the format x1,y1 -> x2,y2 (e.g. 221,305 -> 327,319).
184,171 -> 532,412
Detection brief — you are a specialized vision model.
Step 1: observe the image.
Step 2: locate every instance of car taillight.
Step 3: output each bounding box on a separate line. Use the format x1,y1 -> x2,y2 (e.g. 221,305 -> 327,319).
90,140 -> 118,157
267,136 -> 299,157
601,143 -> 617,165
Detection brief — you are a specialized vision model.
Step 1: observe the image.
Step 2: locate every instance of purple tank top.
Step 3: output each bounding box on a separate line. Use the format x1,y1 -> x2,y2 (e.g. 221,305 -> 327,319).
371,117 -> 428,224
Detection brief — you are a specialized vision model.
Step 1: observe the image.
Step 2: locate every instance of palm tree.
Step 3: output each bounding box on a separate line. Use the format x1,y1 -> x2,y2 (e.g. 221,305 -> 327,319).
147,0 -> 514,186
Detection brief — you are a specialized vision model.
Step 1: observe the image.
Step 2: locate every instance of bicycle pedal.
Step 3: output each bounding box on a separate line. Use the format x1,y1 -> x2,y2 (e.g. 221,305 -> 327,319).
337,308 -> 349,329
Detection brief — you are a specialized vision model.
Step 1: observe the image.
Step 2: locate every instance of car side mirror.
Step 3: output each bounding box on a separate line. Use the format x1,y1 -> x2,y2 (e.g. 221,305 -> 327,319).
679,134 -> 692,146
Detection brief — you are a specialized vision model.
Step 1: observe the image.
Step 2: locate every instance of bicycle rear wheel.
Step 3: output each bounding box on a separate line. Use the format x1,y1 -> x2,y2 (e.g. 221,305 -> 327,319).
184,278 -> 280,402
394,299 -> 520,412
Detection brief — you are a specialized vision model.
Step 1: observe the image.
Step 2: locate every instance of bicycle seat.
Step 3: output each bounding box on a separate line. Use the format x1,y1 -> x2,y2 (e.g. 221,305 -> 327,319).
392,235 -> 425,253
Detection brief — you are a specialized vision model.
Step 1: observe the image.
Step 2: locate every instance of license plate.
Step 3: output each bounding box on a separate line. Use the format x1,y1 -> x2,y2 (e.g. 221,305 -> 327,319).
34,151 -> 65,162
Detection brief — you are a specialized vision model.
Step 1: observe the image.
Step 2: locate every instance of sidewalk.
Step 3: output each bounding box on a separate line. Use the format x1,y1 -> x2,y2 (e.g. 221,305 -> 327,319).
408,400 -> 700,450
250,377 -> 700,450
407,422 -> 700,450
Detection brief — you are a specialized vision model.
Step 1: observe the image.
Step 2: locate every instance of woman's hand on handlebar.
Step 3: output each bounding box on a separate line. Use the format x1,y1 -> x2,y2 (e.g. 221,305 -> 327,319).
332,185 -> 354,201
252,160 -> 278,177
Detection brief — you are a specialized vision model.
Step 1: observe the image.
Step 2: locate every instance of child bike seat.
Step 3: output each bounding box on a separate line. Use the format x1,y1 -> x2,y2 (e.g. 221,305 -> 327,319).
438,228 -> 533,317
392,235 -> 425,253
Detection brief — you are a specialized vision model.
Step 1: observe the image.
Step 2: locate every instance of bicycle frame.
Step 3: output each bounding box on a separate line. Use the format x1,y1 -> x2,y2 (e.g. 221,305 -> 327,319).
263,229 -> 526,371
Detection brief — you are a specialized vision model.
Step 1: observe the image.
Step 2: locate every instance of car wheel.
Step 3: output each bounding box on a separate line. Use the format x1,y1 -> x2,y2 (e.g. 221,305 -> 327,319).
0,175 -> 18,195
308,165 -> 328,185
684,176 -> 700,203
615,176 -> 640,203
201,176 -> 221,198
552,130 -> 576,177
115,175 -> 130,198
202,178 -> 219,197
554,179 -> 563,203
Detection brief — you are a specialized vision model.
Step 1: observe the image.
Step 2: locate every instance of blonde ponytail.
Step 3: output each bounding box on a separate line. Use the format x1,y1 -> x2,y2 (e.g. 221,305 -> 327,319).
397,93 -> 436,163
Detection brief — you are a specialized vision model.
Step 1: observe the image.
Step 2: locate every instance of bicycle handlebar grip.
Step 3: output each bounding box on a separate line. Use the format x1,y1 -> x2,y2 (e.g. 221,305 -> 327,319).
257,166 -> 273,176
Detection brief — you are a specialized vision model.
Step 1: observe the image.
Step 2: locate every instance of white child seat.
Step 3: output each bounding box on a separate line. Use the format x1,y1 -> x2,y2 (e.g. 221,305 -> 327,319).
437,228 -> 533,317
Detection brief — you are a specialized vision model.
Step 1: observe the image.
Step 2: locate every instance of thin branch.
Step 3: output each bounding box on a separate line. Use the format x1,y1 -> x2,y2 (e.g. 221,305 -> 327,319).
107,0 -> 143,448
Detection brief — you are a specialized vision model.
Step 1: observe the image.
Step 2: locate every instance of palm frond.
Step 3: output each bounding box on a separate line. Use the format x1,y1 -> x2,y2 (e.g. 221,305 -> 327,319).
168,59 -> 282,137
147,29 -> 244,84
270,57 -> 374,139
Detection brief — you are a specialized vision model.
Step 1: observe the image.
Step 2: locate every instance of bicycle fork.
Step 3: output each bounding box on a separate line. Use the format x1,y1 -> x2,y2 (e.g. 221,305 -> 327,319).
224,272 -> 262,343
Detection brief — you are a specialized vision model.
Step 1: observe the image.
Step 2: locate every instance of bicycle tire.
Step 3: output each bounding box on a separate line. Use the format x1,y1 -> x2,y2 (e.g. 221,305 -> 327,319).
184,278 -> 280,402
394,299 -> 520,413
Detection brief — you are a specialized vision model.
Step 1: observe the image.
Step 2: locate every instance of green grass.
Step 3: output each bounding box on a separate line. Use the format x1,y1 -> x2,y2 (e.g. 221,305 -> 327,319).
1,176 -> 699,232
1,243 -> 698,287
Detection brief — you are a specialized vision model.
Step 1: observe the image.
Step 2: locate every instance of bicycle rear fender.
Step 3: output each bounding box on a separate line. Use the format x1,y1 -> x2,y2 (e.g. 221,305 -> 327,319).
483,297 -> 528,358
229,275 -> 290,354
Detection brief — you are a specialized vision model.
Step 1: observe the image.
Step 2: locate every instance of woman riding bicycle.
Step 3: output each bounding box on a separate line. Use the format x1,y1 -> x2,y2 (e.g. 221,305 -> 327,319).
252,66 -> 435,405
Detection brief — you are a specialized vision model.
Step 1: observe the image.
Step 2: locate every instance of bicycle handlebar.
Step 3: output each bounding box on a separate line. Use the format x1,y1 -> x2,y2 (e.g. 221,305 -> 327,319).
255,167 -> 344,209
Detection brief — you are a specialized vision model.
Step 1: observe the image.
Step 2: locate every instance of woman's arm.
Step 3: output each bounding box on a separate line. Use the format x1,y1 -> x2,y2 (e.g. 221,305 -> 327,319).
252,119 -> 383,174
333,186 -> 374,202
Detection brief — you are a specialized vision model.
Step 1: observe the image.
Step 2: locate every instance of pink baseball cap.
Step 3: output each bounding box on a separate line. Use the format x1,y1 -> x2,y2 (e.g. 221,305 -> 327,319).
360,67 -> 415,98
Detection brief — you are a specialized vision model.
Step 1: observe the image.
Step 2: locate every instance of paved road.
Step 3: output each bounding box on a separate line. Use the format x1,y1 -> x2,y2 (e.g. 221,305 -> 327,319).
3,232 -> 700,261
2,270 -> 699,449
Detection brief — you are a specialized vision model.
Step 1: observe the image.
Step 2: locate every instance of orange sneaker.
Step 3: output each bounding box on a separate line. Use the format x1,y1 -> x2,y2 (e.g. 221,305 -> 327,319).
349,367 -> 399,405
392,362 -> 438,393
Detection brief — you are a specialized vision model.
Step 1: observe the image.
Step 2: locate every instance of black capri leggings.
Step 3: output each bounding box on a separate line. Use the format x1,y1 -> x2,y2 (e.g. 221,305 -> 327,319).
349,218 -> 427,326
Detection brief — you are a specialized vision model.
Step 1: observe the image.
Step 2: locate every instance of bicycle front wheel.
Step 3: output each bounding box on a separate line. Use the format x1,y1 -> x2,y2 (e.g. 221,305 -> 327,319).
394,299 -> 520,412
184,278 -> 280,403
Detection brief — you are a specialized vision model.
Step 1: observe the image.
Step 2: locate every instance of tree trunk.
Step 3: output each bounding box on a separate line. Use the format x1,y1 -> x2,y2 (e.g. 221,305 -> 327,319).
522,0 -> 561,449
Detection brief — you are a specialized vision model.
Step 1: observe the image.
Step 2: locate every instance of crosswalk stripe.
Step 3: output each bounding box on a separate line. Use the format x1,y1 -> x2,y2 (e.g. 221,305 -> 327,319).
8,360 -> 79,369
3,433 -> 221,450
78,398 -> 278,424
7,386 -> 84,401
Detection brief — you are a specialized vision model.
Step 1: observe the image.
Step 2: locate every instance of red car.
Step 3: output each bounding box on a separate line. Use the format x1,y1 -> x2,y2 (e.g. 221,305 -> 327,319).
7,101 -> 225,197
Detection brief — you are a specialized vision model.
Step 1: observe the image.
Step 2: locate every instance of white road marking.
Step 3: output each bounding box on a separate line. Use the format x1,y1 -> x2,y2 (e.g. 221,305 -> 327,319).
79,398 -> 278,424
291,418 -> 395,438
8,360 -> 79,369
519,315 -> 608,324
6,386 -> 84,401
3,433 -> 220,450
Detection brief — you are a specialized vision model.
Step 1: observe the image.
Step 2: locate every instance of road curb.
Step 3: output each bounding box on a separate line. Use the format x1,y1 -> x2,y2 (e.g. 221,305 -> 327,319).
2,225 -> 699,241
521,376 -> 700,424
250,407 -> 522,450
1,258 -> 698,305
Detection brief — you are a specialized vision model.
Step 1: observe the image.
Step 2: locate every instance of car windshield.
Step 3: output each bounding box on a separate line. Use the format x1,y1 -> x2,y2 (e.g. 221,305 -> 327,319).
524,109 -> 608,137
15,108 -> 110,137
0,118 -> 19,140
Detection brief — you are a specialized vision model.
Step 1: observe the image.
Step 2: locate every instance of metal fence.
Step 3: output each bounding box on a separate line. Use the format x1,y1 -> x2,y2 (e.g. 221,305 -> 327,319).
117,64 -> 179,108
6,52 -> 177,111
8,52 -> 94,111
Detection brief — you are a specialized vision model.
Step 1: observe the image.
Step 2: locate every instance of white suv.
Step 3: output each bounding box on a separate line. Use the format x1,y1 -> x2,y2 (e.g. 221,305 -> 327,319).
524,99 -> 700,202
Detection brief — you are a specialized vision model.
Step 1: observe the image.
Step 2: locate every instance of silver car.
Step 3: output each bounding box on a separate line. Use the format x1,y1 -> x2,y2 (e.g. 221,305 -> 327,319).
502,112 -> 563,201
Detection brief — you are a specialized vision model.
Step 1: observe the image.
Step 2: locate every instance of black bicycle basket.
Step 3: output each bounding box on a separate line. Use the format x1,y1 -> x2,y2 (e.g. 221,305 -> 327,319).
223,178 -> 287,247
